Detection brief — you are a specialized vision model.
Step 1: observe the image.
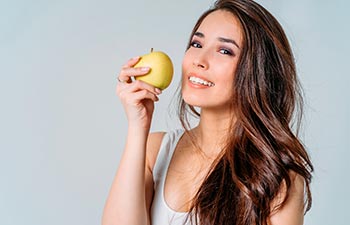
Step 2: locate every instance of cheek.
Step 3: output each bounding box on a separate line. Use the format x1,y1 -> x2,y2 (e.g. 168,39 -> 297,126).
181,63 -> 187,88
181,52 -> 191,72
217,80 -> 234,96
216,64 -> 236,84
181,52 -> 192,84
215,65 -> 236,97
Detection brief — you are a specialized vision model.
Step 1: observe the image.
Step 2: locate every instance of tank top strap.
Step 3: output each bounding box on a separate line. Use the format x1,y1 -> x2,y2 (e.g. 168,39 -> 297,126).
152,129 -> 185,183
151,129 -> 189,225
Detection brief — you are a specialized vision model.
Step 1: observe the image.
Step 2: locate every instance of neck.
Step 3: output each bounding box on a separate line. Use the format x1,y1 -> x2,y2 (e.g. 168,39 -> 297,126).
191,108 -> 235,157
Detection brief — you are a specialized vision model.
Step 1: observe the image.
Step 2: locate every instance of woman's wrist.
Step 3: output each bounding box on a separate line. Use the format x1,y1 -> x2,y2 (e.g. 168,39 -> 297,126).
127,123 -> 150,138
127,120 -> 152,131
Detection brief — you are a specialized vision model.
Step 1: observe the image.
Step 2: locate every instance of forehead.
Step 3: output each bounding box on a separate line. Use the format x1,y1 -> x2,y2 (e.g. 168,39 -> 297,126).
196,10 -> 243,45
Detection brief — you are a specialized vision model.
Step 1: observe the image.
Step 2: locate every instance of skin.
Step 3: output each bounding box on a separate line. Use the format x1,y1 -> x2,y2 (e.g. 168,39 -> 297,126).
102,9 -> 305,225
165,9 -> 244,213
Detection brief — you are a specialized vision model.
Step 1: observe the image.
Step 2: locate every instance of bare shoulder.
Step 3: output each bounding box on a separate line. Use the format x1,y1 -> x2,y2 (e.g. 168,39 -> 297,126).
269,171 -> 306,225
289,171 -> 305,196
144,132 -> 166,218
145,132 -> 166,172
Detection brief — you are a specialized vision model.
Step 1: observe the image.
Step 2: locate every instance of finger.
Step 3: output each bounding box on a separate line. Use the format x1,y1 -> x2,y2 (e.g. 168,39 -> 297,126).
132,89 -> 159,102
117,56 -> 144,83
122,56 -> 141,69
119,89 -> 159,104
116,80 -> 162,101
124,80 -> 162,96
119,66 -> 150,80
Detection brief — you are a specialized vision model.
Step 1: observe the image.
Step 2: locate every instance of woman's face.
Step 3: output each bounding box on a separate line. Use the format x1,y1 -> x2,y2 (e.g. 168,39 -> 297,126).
182,10 -> 243,111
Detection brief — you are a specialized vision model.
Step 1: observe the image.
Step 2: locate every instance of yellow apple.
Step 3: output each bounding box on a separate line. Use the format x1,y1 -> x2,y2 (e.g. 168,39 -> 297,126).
134,49 -> 173,90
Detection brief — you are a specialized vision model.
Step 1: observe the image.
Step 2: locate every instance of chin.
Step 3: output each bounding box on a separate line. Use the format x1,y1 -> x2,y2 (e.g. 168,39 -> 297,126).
183,95 -> 233,113
182,86 -> 232,109
182,89 -> 202,106
182,95 -> 211,109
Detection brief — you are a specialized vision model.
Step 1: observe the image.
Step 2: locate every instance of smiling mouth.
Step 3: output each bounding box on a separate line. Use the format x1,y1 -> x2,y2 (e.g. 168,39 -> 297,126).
189,76 -> 215,87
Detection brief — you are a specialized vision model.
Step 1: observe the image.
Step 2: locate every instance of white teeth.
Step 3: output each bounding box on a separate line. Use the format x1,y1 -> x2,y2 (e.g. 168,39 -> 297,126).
189,76 -> 215,87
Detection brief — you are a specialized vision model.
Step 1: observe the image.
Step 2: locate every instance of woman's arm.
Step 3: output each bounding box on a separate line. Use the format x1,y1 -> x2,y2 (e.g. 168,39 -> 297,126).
268,173 -> 306,225
102,127 -> 150,225
102,130 -> 164,225
102,56 -> 162,225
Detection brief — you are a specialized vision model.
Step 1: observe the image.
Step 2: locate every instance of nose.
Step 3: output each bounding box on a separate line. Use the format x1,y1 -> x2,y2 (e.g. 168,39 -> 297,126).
193,51 -> 209,69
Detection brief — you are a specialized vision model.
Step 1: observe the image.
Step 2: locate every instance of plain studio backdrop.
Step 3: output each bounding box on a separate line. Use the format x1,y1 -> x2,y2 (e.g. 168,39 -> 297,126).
0,0 -> 349,224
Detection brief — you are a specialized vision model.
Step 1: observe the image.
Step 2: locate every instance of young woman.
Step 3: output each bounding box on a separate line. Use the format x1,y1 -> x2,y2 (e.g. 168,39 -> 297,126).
102,0 -> 313,225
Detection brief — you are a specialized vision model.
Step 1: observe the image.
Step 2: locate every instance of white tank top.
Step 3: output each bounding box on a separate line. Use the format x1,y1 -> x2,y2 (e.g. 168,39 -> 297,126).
150,129 -> 191,225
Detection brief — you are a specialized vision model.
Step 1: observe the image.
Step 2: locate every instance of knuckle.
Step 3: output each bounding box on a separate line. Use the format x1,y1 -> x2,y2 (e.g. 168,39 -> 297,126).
134,80 -> 142,86
117,89 -> 129,99
122,62 -> 131,69
140,89 -> 148,96
119,68 -> 127,76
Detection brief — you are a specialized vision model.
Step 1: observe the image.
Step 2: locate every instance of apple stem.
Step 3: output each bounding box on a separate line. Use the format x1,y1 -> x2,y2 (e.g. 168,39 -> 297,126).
151,48 -> 153,53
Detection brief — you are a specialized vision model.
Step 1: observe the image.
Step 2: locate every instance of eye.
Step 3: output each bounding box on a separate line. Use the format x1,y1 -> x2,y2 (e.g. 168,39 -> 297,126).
190,41 -> 202,48
219,48 -> 233,56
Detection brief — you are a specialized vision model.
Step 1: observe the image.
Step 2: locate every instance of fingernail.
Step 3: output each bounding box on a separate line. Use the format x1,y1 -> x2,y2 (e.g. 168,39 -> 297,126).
132,56 -> 140,60
155,88 -> 162,94
141,67 -> 150,72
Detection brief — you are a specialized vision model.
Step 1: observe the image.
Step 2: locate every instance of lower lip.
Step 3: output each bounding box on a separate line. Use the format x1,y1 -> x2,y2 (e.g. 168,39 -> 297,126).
187,79 -> 213,89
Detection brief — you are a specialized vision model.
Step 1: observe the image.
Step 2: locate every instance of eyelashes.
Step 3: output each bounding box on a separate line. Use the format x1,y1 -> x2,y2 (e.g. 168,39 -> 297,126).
219,48 -> 233,56
190,40 -> 235,56
190,40 -> 202,48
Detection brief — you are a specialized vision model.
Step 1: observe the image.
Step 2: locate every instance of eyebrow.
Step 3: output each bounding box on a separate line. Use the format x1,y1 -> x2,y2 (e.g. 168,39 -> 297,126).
194,31 -> 240,49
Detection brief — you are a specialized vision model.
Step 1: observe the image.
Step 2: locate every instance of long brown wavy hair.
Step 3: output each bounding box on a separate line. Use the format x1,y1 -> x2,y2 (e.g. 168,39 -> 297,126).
176,0 -> 313,224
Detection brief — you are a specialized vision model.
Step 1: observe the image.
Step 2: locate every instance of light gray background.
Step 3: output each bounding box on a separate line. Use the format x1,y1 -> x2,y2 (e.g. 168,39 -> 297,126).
1,0 -> 349,225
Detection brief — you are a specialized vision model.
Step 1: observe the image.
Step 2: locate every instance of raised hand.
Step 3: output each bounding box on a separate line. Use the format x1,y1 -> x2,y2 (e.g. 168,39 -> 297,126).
116,56 -> 162,129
